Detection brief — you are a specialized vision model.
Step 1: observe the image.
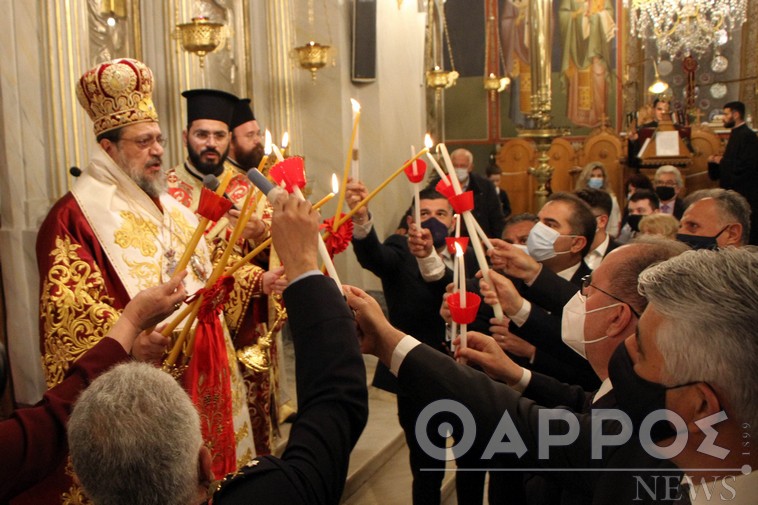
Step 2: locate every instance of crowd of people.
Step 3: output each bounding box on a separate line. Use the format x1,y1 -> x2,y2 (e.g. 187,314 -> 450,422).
1,57 -> 757,505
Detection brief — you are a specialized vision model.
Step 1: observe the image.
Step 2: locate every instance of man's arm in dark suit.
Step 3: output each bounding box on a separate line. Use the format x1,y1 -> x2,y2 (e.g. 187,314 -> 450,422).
523,370 -> 593,412
519,266 -> 580,314
352,226 -> 404,278
511,304 -> 601,391
397,344 -> 601,493
215,275 -> 369,505
280,275 -> 368,501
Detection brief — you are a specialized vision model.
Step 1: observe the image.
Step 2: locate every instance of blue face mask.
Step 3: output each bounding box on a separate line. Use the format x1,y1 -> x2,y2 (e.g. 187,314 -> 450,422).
421,218 -> 450,249
587,177 -> 604,189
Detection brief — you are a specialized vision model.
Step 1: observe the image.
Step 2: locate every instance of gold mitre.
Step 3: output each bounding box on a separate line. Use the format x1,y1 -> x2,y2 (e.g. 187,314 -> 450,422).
76,58 -> 158,136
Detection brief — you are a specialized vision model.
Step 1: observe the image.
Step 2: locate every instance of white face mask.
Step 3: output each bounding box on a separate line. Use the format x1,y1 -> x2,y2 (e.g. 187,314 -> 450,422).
511,243 -> 530,255
526,221 -> 573,262
455,168 -> 470,185
561,291 -> 619,358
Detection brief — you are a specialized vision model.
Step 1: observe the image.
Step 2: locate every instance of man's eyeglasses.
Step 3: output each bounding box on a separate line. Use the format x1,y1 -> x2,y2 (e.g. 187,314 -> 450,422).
119,135 -> 167,150
191,130 -> 229,142
580,274 -> 641,318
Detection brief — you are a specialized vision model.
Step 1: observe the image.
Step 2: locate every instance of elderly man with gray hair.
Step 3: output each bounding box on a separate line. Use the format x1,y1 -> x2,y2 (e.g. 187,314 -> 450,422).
653,165 -> 686,219
68,194 -> 369,505
347,246 -> 758,504
678,188 -> 752,249
611,247 -> 758,502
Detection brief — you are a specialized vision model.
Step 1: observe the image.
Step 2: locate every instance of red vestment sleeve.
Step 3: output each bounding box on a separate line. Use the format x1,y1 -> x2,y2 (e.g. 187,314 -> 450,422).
36,193 -> 128,388
0,338 -> 129,501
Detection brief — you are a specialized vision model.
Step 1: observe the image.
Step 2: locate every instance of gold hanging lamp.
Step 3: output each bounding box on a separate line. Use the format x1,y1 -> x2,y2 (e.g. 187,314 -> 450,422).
483,15 -> 510,100
425,0 -> 459,92
293,41 -> 332,81
174,16 -> 226,69
292,0 -> 335,82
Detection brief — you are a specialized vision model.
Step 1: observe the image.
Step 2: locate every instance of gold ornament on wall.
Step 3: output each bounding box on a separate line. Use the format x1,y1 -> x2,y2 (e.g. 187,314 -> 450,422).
292,41 -> 332,81
174,16 -> 226,68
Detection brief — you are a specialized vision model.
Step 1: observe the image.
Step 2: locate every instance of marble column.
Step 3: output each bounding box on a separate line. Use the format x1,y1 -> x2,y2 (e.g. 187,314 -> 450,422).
0,2 -> 86,403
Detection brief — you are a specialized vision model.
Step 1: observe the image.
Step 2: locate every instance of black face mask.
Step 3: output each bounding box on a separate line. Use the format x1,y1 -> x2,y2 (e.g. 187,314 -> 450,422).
655,186 -> 676,202
627,214 -> 643,233
676,226 -> 728,251
608,344 -> 697,442
421,217 -> 450,249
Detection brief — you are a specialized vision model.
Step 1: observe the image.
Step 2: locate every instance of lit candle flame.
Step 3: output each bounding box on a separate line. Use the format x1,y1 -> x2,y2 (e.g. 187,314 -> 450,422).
264,130 -> 272,155
454,241 -> 464,258
424,133 -> 433,150
331,173 -> 339,194
351,98 -> 361,113
281,132 -> 289,149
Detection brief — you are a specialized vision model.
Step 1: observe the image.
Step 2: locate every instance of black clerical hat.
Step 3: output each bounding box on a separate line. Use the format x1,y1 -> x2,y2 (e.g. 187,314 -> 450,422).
231,98 -> 255,130
181,89 -> 238,127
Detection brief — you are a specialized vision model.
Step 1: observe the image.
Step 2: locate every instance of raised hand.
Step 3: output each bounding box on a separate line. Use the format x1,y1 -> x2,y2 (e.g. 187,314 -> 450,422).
271,194 -> 319,280
454,331 -> 524,386
344,285 -> 405,367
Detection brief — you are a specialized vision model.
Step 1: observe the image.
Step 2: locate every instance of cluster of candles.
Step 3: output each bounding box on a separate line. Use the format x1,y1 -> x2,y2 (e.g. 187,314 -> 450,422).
197,99 -> 500,359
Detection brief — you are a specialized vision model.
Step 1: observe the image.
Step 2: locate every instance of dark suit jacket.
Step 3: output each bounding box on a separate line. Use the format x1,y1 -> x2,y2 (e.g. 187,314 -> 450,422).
211,275 -> 368,505
708,123 -> 758,243
497,188 -> 512,219
605,238 -> 622,257
514,263 -> 600,391
523,372 -> 609,412
398,344 -> 685,504
673,198 -> 686,220
708,124 -> 758,196
352,228 -> 477,391
463,172 -> 506,239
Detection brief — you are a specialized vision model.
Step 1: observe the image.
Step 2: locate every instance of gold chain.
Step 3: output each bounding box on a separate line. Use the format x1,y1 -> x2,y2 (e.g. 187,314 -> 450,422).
440,1 -> 456,72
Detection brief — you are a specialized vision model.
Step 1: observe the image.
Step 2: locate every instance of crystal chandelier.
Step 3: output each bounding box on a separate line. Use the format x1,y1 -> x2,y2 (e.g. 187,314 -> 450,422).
628,0 -> 748,59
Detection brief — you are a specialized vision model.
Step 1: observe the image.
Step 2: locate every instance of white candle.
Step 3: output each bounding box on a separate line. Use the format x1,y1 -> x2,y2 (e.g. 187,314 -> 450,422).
281,132 -> 289,157
411,145 -> 422,229
264,130 -> 273,155
461,212 -> 504,320
290,184 -> 343,294
454,242 -> 466,351
350,99 -> 361,181
439,143 -> 463,195
455,243 -> 466,306
424,134 -> 451,186
271,144 -> 285,163
455,214 -> 461,238
452,253 -> 459,299
471,217 -> 495,251
317,232 -> 343,294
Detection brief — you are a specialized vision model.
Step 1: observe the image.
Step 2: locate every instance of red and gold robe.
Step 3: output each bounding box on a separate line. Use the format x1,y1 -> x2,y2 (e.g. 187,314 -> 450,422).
168,160 -> 284,455
22,147 -> 255,505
